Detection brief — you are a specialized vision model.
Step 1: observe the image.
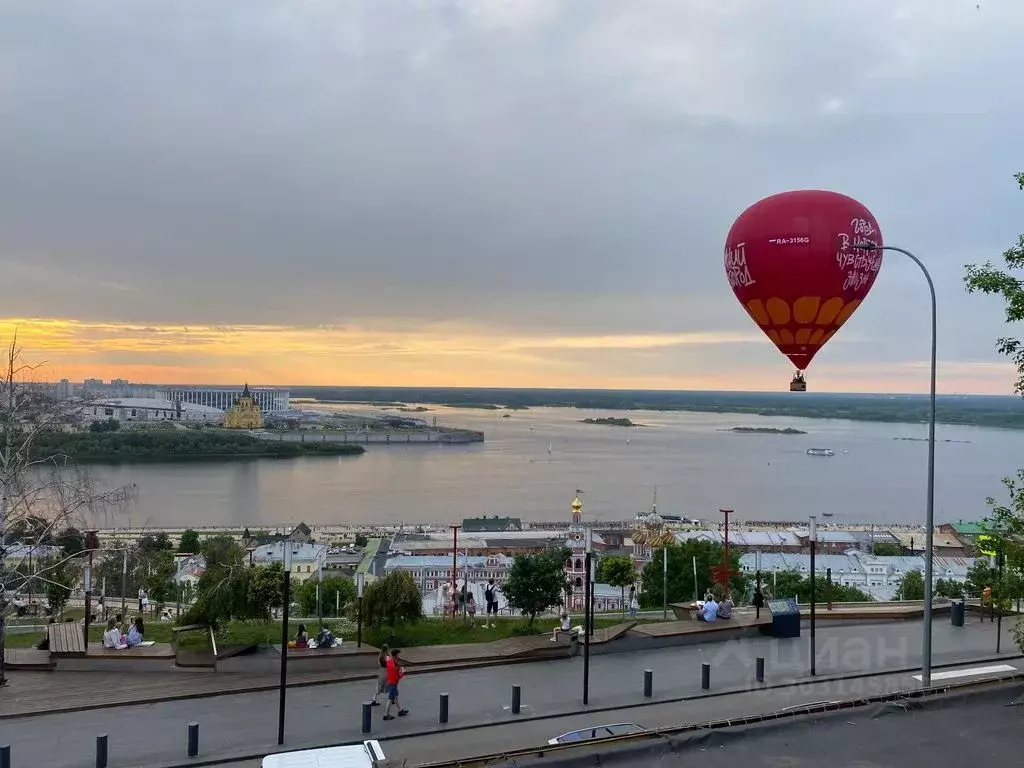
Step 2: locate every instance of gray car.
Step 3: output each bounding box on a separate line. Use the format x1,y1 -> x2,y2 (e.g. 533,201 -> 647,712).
547,723 -> 646,745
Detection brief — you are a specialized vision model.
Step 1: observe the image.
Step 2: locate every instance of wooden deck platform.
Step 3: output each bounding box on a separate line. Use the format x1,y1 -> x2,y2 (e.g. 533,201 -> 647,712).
52,642 -> 177,672
631,614 -> 772,638
3,649 -> 54,671
47,623 -> 86,657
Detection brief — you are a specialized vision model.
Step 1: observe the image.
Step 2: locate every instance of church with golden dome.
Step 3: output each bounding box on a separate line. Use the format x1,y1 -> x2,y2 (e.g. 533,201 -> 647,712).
223,383 -> 264,429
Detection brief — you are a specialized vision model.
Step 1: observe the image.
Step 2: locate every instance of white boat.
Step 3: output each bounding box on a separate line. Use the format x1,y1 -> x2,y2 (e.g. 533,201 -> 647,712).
806,448 -> 834,457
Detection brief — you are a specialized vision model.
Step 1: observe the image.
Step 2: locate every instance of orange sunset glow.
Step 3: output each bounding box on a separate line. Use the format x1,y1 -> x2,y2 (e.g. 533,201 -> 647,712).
2,318 -> 1014,394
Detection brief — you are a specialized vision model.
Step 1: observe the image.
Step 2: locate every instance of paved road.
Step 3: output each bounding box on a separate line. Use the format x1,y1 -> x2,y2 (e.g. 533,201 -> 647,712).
207,660 -> 1024,768
0,618 -> 1016,768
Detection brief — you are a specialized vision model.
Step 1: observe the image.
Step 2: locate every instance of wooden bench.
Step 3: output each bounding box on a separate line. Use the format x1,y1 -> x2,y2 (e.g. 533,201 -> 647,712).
53,642 -> 177,672
47,622 -> 87,658
270,643 -> 380,673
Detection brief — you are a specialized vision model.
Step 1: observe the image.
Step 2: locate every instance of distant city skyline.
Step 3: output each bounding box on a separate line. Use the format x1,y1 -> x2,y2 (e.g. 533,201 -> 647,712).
2,3 -> 1022,397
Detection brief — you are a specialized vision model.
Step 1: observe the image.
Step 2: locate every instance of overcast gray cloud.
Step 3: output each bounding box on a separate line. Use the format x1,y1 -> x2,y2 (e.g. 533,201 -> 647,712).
1,0 -> 1022,381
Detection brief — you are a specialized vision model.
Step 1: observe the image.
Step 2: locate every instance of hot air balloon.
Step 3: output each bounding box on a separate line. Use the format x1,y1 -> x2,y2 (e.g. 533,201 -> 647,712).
724,190 -> 884,391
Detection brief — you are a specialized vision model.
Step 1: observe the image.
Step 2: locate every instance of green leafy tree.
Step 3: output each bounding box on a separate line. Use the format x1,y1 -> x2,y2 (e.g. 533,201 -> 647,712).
354,533 -> 369,548
361,570 -> 423,628
296,574 -> 355,618
178,529 -> 201,554
88,418 -> 120,433
598,555 -> 636,617
964,172 -> 1024,393
242,562 -> 286,622
764,570 -> 873,603
44,560 -> 75,616
55,527 -> 85,557
144,549 -> 177,604
502,548 -> 572,626
184,536 -> 248,627
639,540 -> 745,610
935,578 -> 965,599
870,541 -> 903,557
896,569 -> 925,600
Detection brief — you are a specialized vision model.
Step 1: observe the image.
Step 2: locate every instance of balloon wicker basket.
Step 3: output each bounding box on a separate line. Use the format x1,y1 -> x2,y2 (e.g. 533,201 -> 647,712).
789,372 -> 807,392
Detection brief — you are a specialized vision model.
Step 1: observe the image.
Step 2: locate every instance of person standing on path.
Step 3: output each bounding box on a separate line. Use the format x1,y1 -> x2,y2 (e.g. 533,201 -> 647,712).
383,648 -> 408,721
484,579 -> 499,628
370,644 -> 389,707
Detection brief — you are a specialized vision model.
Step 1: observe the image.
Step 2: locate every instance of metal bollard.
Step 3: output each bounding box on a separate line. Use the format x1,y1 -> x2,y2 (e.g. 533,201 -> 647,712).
756,657 -> 765,683
439,692 -> 449,724
511,684 -> 521,715
643,669 -> 653,698
701,663 -> 711,690
0,745 -> 9,768
96,734 -> 108,768
187,722 -> 199,758
362,702 -> 373,734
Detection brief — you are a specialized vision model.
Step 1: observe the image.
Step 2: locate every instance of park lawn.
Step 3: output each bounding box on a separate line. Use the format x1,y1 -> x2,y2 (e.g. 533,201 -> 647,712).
5,615 -> 664,651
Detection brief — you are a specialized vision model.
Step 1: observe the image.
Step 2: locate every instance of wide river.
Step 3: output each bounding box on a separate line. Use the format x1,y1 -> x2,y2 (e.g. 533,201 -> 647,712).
83,405 -> 1024,529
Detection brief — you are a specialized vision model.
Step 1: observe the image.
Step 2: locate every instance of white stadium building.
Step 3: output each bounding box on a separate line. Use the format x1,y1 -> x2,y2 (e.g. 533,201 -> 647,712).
158,386 -> 289,413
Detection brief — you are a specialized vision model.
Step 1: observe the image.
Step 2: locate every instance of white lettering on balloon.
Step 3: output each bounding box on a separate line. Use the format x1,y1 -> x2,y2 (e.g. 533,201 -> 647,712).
836,217 -> 881,293
725,242 -> 756,289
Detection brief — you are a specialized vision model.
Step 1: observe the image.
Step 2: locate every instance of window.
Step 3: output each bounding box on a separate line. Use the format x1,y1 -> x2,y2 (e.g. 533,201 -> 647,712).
104,408 -> 114,416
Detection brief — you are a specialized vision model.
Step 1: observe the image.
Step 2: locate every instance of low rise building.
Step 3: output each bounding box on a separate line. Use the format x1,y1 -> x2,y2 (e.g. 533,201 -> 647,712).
80,398 -> 225,425
739,551 -> 977,601
251,541 -> 328,582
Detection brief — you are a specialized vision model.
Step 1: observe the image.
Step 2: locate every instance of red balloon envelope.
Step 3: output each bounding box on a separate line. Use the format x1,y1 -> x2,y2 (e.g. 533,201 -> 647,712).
724,190 -> 883,371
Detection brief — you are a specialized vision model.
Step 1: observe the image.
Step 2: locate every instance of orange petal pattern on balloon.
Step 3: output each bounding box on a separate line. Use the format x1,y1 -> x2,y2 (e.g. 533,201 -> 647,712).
750,296 -> 858,368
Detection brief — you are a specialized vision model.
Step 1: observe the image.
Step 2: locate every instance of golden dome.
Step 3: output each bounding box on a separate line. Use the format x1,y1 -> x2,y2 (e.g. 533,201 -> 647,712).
571,497 -> 583,511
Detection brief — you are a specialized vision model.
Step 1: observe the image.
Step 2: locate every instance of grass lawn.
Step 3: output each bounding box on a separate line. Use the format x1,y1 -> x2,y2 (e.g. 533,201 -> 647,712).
5,614 -> 661,651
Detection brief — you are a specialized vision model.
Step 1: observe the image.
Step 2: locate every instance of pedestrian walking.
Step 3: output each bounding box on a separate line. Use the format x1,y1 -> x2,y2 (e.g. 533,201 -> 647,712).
382,648 -> 408,720
370,644 -> 389,706
484,578 -> 499,628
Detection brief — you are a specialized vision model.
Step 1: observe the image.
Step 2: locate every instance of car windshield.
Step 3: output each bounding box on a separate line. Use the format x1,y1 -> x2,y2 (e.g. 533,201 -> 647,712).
557,724 -> 643,743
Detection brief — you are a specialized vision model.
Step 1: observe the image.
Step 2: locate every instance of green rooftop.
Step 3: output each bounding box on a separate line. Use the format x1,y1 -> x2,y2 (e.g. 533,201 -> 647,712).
950,521 -> 986,535
356,537 -> 382,574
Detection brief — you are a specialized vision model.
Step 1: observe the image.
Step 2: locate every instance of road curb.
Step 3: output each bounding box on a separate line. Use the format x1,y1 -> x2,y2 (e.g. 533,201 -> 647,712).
112,653 -> 1024,768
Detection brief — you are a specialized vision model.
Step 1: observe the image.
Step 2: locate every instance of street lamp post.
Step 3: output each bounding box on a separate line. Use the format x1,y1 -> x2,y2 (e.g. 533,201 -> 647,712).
809,515 -> 817,677
120,550 -> 128,619
755,550 -> 762,619
857,242 -> 937,687
316,563 -> 323,626
582,528 -> 592,706
83,531 -> 99,648
277,544 -> 293,745
662,544 -> 668,621
356,572 -> 365,648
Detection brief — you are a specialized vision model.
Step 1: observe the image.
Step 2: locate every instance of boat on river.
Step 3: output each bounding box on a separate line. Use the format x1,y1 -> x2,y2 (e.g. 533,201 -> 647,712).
806,448 -> 834,457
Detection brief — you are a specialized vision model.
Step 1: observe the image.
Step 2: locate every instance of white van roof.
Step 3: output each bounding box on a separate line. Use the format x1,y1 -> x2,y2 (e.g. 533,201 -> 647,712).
261,740 -> 385,768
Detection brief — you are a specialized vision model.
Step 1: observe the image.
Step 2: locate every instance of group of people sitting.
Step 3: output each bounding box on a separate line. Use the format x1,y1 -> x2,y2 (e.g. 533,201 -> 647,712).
101,614 -> 146,650
693,591 -> 735,623
287,623 -> 338,649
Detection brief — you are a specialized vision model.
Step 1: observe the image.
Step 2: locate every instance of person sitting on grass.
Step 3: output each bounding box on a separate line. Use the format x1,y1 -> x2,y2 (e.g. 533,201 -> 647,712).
126,617 -> 145,647
550,611 -> 572,642
466,592 -> 477,624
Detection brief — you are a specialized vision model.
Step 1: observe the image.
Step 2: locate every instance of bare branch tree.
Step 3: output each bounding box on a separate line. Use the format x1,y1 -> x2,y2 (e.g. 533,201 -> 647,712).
0,335 -> 136,684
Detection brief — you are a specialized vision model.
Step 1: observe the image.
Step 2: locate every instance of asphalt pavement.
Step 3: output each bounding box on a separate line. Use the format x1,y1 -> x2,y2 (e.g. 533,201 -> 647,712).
0,618 -> 1017,768
204,662 -> 1024,768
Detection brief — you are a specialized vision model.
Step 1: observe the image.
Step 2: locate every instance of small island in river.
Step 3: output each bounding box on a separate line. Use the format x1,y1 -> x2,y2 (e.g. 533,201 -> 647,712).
580,417 -> 641,427
727,426 -> 807,435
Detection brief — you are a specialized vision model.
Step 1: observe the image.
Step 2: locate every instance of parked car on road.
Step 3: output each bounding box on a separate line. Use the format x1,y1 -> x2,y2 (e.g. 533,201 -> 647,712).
261,740 -> 386,767
548,723 -> 646,745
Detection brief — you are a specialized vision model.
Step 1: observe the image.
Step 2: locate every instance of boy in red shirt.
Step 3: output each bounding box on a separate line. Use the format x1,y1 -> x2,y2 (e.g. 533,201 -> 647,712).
383,648 -> 409,720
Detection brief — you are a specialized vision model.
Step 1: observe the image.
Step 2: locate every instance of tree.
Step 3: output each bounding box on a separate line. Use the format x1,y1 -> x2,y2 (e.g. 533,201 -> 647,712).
764,571 -> 873,603
55,527 -> 86,557
597,555 -> 636,617
935,578 -> 966,599
88,418 -> 120,433
964,172 -> 1024,392
179,529 -> 201,554
1,336 -> 135,682
896,569 -> 925,600
361,570 -> 423,628
639,540 -> 745,610
44,559 -> 75,617
354,533 -> 369,548
870,542 -> 903,557
502,548 -> 571,626
183,536 -> 248,627
296,574 -> 355,618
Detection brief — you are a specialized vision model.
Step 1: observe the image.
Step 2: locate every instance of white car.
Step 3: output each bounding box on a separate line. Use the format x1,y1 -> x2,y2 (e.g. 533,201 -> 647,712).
547,723 -> 646,745
261,740 -> 386,767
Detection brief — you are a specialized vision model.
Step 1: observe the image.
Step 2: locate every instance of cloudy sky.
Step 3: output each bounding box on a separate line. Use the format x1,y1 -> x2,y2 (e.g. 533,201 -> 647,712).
1,0 -> 1022,393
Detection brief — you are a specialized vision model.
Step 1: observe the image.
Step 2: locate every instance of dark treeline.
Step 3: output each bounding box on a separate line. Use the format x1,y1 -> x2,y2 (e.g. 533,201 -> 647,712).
28,430 -> 365,464
289,387 -> 1024,429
